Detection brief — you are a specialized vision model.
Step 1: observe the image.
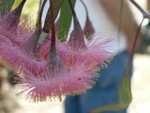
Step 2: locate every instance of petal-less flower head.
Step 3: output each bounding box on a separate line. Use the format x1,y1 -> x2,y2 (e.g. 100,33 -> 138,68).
0,0 -> 46,75
18,53 -> 98,102
0,34 -> 46,75
38,32 -> 113,69
0,0 -> 31,46
59,37 -> 112,69
0,29 -> 46,76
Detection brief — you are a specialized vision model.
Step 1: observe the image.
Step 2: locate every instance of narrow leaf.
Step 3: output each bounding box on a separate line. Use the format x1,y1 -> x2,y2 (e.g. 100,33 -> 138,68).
119,71 -> 132,105
90,104 -> 128,113
58,0 -> 76,41
43,0 -> 64,33
0,0 -> 15,16
90,71 -> 132,113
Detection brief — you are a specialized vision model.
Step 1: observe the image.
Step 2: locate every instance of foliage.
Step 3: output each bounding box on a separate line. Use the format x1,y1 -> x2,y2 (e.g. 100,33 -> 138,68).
90,71 -> 132,113
0,0 -> 15,16
58,0 -> 76,41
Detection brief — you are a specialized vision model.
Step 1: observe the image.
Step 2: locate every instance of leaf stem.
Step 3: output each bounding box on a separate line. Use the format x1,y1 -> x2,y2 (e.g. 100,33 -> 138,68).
50,0 -> 56,49
127,17 -> 145,70
36,0 -> 47,29
130,0 -> 150,19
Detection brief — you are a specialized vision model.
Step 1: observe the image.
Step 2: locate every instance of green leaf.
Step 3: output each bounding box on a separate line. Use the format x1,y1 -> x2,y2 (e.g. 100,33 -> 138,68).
90,104 -> 128,113
90,71 -> 132,113
90,70 -> 132,113
0,0 -> 15,16
43,0 -> 64,33
53,0 -> 64,18
12,0 -> 22,8
119,71 -> 132,105
58,0 -> 76,41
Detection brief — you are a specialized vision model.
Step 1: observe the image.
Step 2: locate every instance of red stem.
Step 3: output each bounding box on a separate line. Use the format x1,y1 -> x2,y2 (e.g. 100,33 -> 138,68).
130,0 -> 150,19
127,18 -> 145,69
36,0 -> 47,29
50,0 -> 56,49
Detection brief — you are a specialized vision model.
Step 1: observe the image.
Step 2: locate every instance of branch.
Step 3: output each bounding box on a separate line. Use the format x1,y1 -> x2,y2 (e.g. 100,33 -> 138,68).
130,0 -> 150,19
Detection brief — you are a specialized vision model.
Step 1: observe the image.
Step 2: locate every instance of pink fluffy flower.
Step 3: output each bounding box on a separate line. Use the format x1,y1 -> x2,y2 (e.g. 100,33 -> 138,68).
0,0 -> 32,46
0,1 -> 46,75
0,34 -> 46,74
18,54 -> 97,101
0,32 -> 46,75
39,33 -> 113,69
59,34 -> 112,68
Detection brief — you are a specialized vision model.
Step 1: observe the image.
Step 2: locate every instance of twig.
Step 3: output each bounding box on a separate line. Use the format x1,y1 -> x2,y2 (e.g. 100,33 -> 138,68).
130,0 -> 150,19
127,18 -> 145,70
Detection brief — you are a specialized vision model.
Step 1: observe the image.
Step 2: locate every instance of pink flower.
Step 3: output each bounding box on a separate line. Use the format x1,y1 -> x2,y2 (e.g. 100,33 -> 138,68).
0,0 -> 31,46
39,33 -> 113,69
59,34 -> 112,69
0,1 -> 46,75
0,29 -> 46,75
18,55 -> 98,101
0,34 -> 46,75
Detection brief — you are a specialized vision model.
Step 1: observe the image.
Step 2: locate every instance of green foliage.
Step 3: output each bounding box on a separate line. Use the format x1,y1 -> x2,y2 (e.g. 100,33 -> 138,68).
90,104 -> 129,113
119,71 -> 132,105
90,70 -> 132,113
13,0 -> 38,10
53,0 -> 64,20
0,0 -> 15,16
43,0 -> 64,32
58,0 -> 76,41
12,0 -> 21,7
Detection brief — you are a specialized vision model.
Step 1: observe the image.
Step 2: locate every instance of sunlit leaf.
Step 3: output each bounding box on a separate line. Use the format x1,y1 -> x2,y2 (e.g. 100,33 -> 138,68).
12,0 -> 39,23
12,0 -> 21,8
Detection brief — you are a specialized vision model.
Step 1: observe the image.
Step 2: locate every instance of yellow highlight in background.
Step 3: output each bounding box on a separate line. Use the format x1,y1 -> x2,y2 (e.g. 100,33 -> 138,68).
12,0 -> 39,24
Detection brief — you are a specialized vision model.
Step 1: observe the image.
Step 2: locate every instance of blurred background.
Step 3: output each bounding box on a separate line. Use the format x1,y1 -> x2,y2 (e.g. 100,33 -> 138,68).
1,0 -> 150,113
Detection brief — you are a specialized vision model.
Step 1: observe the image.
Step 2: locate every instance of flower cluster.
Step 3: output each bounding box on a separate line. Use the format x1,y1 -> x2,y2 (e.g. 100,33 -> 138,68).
0,0 -> 113,101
